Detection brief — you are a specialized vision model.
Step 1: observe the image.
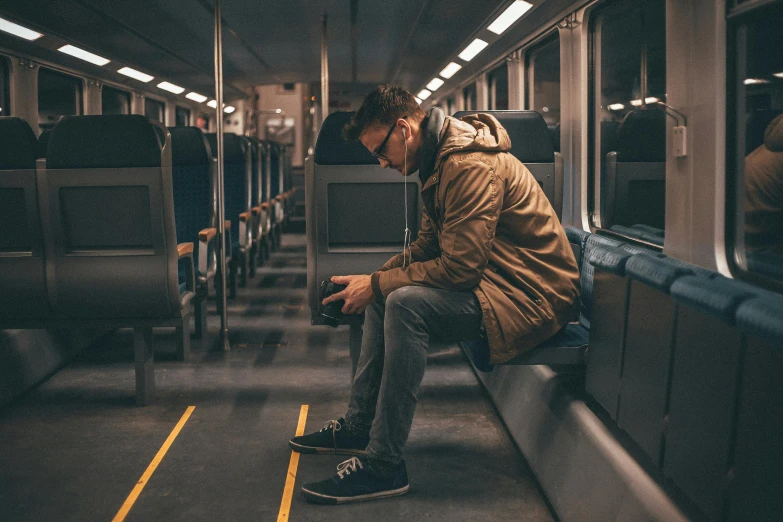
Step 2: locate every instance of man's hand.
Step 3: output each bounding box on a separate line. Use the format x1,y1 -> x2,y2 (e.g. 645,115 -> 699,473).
322,274 -> 374,314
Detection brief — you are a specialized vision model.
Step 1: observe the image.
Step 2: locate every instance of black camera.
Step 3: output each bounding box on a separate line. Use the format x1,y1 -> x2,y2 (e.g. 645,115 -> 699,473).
319,280 -> 347,327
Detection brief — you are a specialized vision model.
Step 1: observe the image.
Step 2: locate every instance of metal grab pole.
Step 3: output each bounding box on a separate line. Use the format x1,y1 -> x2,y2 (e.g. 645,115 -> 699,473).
214,0 -> 230,351
320,12 -> 329,125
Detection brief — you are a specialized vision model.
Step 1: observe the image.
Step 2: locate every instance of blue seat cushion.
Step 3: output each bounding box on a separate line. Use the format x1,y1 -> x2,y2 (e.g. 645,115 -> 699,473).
588,245 -> 635,275
625,254 -> 693,292
736,294 -> 783,344
670,276 -> 760,324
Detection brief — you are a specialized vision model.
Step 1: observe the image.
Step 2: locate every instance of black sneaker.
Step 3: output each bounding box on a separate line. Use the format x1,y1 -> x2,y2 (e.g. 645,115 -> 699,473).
301,456 -> 409,504
288,418 -> 369,456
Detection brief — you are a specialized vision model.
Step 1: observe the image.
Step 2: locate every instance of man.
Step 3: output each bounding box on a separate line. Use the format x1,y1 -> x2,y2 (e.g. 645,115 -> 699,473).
290,86 -> 580,504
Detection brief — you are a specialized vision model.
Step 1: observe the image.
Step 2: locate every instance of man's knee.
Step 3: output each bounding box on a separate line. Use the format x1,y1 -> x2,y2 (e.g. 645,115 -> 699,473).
385,287 -> 429,317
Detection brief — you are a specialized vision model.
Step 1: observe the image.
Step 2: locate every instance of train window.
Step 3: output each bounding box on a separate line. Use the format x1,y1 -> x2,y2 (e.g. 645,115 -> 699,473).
38,68 -> 83,132
463,83 -> 477,112
589,0 -> 666,233
488,63 -> 509,110
0,58 -> 8,116
446,97 -> 456,115
728,2 -> 783,287
175,106 -> 191,127
526,34 -> 560,150
144,97 -> 165,122
101,85 -> 130,115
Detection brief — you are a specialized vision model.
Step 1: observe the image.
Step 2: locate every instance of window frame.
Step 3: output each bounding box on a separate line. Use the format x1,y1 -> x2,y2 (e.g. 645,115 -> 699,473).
0,55 -> 9,117
37,66 -> 85,132
524,31 -> 560,116
101,84 -> 132,115
725,0 -> 783,292
144,96 -> 167,123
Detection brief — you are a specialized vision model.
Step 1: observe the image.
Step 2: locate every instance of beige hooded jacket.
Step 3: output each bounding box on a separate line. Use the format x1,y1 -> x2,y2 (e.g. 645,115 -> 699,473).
370,112 -> 581,363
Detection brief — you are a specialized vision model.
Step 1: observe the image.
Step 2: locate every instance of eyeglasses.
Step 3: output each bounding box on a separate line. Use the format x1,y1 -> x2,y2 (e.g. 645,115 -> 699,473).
372,116 -> 407,160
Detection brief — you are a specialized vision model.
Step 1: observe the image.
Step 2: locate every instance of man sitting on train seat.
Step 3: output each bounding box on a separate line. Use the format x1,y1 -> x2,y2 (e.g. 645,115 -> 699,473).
745,113 -> 783,255
290,85 -> 581,504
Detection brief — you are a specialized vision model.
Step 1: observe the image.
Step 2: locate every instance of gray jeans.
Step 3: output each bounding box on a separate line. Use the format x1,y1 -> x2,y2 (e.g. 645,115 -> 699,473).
345,286 -> 484,466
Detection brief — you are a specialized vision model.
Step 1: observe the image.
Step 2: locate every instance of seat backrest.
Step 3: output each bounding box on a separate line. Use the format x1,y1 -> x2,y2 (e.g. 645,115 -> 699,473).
43,115 -> 181,318
745,109 -> 783,155
307,111 -> 422,323
206,133 -> 250,244
453,110 -> 563,217
604,110 -> 666,229
36,129 -> 51,160
169,127 -> 214,246
0,117 -> 50,319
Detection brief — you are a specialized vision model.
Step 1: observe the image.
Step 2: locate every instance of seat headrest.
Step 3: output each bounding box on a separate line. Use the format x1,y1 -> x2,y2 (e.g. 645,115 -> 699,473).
453,110 -> 554,163
0,117 -> 37,169
615,110 -> 666,162
205,132 -> 245,163
47,115 -> 162,169
315,111 -> 379,165
168,127 -> 212,166
746,109 -> 783,155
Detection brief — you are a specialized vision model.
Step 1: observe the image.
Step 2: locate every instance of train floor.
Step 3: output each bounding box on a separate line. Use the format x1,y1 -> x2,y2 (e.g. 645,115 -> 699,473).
0,233 -> 555,522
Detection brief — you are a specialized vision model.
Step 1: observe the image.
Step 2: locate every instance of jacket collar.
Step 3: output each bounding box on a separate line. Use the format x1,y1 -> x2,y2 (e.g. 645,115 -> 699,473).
418,107 -> 446,187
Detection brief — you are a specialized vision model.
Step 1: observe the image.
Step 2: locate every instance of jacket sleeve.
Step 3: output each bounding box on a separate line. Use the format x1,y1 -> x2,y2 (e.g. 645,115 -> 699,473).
376,206 -> 440,272
373,156 -> 503,297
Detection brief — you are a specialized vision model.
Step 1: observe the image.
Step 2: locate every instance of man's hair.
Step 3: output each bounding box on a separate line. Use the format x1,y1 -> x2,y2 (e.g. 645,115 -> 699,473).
343,85 -> 427,141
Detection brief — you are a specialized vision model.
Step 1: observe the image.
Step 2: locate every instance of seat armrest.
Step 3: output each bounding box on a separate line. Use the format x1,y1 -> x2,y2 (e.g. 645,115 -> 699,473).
252,206 -> 261,216
177,242 -> 196,293
198,227 -> 217,277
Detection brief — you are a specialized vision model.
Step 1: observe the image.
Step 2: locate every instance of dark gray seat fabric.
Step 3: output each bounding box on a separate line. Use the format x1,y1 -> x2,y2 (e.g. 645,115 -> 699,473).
670,275 -> 759,323
453,110 -> 563,218
747,250 -> 783,281
0,117 -> 49,319
314,111 -> 379,166
564,226 -> 590,269
624,254 -> 693,292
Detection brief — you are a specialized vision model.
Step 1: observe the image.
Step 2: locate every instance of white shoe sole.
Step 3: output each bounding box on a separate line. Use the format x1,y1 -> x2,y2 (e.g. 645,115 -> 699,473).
302,484 -> 409,504
288,440 -> 367,456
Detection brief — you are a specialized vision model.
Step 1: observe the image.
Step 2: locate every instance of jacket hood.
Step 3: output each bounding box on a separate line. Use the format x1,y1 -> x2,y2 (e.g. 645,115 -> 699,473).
764,114 -> 783,152
434,113 -> 512,170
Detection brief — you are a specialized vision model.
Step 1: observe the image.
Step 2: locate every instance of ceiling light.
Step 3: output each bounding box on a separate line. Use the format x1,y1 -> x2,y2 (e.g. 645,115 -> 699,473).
186,92 -> 208,103
487,1 -> 533,35
744,78 -> 770,85
58,44 -> 110,66
157,81 -> 185,94
117,67 -> 154,83
440,62 -> 462,79
0,16 -> 43,41
426,78 -> 445,91
774,72 -> 783,78
458,39 -> 489,62
608,103 -> 625,111
630,99 -> 642,107
207,100 -> 217,108
224,106 -> 235,114
645,97 -> 660,104
417,89 -> 432,100
415,97 -> 423,104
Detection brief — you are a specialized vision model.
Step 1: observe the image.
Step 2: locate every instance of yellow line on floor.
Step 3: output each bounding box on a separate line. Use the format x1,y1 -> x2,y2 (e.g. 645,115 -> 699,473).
112,406 -> 196,522
278,405 -> 309,522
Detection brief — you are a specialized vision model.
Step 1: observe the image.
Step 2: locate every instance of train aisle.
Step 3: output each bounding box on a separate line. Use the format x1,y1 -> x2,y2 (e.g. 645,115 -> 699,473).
0,233 -> 554,522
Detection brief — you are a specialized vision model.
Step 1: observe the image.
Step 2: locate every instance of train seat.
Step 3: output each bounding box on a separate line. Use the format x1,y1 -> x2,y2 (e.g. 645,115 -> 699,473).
169,126 -> 217,339
729,292 -> 783,521
41,115 -> 197,403
665,276 -> 762,521
0,117 -> 49,319
206,132 -> 250,292
564,225 -> 590,268
604,109 -> 666,230
745,109 -> 783,154
36,129 -> 51,159
261,140 -> 283,250
246,136 -> 269,269
453,110 -> 564,219
306,111 -> 422,327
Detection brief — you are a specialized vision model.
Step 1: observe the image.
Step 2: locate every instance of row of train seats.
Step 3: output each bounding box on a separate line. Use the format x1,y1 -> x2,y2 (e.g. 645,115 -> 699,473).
563,225 -> 783,521
0,115 -> 290,405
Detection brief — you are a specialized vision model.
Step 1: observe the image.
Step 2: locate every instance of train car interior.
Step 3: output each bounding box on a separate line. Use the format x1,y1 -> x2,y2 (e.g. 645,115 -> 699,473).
0,0 -> 781,520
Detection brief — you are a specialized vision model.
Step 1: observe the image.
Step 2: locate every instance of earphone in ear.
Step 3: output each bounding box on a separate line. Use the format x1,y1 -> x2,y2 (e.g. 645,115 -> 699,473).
402,127 -> 407,139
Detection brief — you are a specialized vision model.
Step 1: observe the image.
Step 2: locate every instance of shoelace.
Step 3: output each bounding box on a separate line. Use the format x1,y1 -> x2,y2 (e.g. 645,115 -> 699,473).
336,456 -> 363,479
319,419 -> 342,454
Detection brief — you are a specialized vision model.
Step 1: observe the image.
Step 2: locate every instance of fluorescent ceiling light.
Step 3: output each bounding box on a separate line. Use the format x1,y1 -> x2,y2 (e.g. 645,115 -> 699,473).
186,92 -> 208,103
0,16 -> 43,41
487,1 -> 533,35
117,67 -> 154,83
207,100 -> 217,108
458,39 -> 489,62
157,81 -> 185,94
58,44 -> 110,66
744,78 -> 769,85
426,78 -> 445,91
417,89 -> 432,100
415,97 -> 423,104
630,99 -> 642,106
645,96 -> 660,104
608,103 -> 625,111
774,72 -> 783,78
224,106 -> 235,114
440,62 -> 462,79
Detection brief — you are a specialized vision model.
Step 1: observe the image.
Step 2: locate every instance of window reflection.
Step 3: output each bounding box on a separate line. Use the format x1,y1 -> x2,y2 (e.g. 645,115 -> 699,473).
144,98 -> 165,123
38,68 -> 83,132
488,63 -> 509,110
527,34 -> 560,153
101,86 -> 130,115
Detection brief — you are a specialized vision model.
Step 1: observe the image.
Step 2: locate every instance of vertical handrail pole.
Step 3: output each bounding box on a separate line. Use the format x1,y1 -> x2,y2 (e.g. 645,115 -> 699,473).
321,12 -> 329,126
214,0 -> 230,350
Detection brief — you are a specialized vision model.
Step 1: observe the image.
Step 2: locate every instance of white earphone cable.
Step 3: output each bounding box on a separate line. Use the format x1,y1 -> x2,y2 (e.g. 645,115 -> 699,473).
403,128 -> 411,268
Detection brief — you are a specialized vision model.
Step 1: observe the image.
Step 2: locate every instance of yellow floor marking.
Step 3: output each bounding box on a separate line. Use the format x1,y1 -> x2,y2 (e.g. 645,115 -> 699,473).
278,404 -> 309,522
112,406 -> 196,522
